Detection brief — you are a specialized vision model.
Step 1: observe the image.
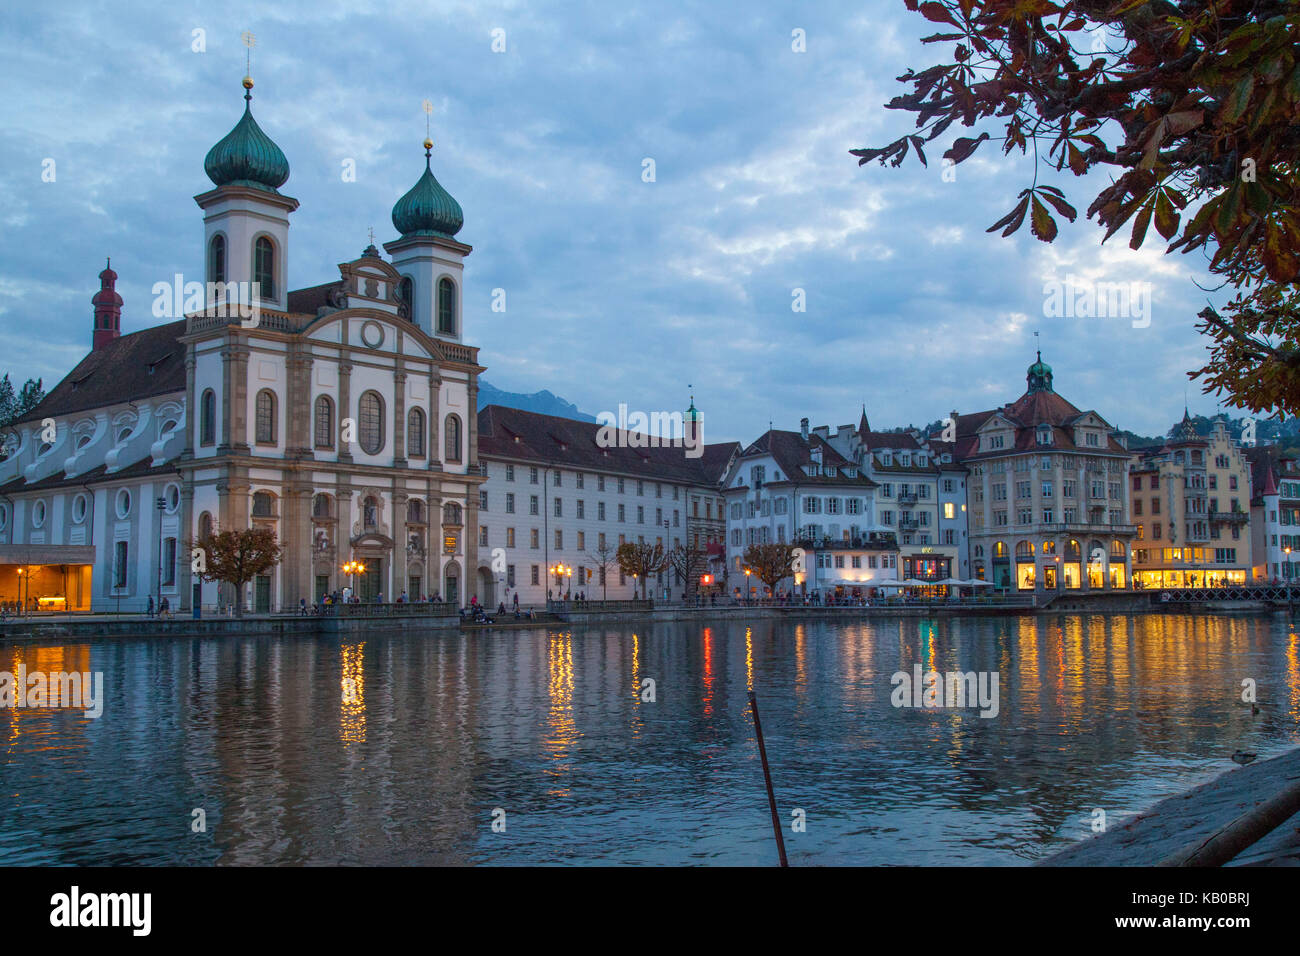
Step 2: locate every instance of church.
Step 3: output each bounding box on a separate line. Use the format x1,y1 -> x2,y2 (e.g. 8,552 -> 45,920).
0,77 -> 484,612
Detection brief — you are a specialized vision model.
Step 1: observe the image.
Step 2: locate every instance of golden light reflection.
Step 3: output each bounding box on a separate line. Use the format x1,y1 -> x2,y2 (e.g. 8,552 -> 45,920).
745,626 -> 754,692
1288,628 -> 1299,721
794,624 -> 807,691
702,627 -> 714,719
1,643 -> 94,744
339,642 -> 366,746
545,631 -> 577,792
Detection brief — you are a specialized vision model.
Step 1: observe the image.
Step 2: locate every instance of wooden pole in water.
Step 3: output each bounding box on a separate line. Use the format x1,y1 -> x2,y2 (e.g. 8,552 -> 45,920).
749,690 -> 789,867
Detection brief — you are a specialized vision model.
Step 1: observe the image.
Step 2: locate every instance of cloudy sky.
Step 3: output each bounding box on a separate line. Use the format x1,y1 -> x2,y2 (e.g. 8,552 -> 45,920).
0,0 -> 1234,442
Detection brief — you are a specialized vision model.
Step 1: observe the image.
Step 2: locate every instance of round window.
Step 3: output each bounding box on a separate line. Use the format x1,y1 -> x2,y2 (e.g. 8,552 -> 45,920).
32,500 -> 47,528
116,489 -> 132,518
165,483 -> 181,513
72,494 -> 88,523
360,320 -> 385,350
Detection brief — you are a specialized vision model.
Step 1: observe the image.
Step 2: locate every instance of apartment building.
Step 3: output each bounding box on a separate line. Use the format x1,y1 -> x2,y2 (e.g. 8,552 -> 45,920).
1129,415 -> 1251,587
475,404 -> 735,604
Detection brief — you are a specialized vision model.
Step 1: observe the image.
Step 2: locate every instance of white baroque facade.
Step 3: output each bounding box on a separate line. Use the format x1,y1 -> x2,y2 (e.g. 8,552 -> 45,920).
0,81 -> 483,612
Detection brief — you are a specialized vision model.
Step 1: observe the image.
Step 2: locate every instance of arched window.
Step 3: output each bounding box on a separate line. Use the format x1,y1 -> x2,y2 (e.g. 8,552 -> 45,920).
313,494 -> 332,518
252,492 -> 275,517
363,496 -> 379,529
254,236 -> 275,299
255,389 -> 277,444
208,235 -> 226,284
444,413 -> 462,462
199,511 -> 214,540
442,502 -> 462,525
437,277 -> 456,335
314,395 -> 334,449
407,499 -> 425,524
407,407 -> 426,457
358,391 -> 384,454
993,541 -> 1008,558
200,389 -> 216,446
398,276 -> 413,317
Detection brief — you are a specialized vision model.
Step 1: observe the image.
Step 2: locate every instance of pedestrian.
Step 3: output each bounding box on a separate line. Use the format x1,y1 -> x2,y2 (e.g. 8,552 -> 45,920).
299,597 -> 308,616
146,595 -> 155,618
513,592 -> 519,609
159,596 -> 170,619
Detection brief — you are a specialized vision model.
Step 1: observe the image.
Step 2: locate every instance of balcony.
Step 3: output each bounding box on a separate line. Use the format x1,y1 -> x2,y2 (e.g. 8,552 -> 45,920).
897,491 -> 918,504
1041,522 -> 1137,535
1208,509 -> 1249,524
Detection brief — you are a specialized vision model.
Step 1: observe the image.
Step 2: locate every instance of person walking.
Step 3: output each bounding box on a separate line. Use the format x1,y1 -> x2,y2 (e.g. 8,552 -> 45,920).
146,595 -> 155,619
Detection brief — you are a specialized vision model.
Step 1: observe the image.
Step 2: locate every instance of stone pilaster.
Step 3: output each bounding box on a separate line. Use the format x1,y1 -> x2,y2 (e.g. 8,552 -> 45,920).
337,358 -> 353,464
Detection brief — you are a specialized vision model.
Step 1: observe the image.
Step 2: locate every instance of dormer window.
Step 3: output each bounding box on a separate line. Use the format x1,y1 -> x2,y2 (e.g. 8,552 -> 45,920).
1038,425 -> 1053,446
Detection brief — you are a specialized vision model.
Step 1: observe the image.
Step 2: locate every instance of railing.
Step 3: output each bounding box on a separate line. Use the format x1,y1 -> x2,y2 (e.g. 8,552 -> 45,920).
1041,522 -> 1137,534
897,491 -> 918,504
547,598 -> 654,613
326,601 -> 459,618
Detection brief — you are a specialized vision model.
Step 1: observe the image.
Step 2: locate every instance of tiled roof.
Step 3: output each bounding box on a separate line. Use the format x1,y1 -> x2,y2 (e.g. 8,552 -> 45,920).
737,429 -> 877,487
0,458 -> 179,495
12,320 -> 188,426
477,405 -> 732,487
952,388 -> 1128,460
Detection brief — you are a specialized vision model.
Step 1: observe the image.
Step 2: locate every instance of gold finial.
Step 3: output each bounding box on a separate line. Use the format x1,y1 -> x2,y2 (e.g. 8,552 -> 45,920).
241,30 -> 256,96
423,137 -> 433,150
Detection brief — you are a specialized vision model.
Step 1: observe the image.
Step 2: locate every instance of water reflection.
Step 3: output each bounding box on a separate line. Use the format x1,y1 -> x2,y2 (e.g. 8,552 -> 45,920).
1,613 -> 1297,865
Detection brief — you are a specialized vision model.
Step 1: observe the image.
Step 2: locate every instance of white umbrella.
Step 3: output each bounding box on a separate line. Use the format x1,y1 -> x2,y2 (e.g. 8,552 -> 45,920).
933,577 -> 963,586
873,581 -> 907,589
966,579 -> 996,587
900,578 -> 931,586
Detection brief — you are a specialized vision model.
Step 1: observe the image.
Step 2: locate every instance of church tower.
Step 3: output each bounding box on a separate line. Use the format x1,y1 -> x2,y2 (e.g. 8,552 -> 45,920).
195,77 -> 298,313
91,258 -> 122,350
385,139 -> 471,342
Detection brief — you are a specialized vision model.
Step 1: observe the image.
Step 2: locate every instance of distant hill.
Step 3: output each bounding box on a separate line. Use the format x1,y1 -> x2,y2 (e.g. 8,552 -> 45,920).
476,379 -> 595,422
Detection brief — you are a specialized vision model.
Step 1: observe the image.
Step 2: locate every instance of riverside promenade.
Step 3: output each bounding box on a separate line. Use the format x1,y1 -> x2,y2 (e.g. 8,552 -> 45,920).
0,587 -> 1292,644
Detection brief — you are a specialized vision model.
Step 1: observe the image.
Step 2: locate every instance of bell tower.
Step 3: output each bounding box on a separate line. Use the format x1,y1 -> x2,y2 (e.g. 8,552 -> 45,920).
385,140 -> 471,341
194,78 -> 298,314
91,258 -> 122,350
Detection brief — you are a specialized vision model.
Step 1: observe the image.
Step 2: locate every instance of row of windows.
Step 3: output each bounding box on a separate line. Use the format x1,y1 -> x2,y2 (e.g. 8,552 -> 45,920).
198,388 -> 462,461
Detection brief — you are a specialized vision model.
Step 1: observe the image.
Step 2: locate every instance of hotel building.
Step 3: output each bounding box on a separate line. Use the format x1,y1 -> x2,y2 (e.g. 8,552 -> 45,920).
955,354 -> 1137,593
1128,415 -> 1251,587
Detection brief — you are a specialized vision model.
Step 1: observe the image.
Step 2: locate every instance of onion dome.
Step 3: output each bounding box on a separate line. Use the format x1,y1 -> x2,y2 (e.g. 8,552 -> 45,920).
1026,351 -> 1054,393
203,78 -> 290,193
391,139 -> 463,240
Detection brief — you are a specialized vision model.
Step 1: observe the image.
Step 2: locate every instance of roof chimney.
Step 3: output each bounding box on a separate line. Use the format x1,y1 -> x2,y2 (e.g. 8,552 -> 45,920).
800,417 -> 809,441
92,257 -> 122,350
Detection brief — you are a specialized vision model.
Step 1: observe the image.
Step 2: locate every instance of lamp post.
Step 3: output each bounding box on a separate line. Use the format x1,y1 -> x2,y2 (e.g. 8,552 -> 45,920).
1286,547 -> 1293,613
16,567 -> 23,616
744,566 -> 752,605
156,495 -> 166,614
342,559 -> 366,602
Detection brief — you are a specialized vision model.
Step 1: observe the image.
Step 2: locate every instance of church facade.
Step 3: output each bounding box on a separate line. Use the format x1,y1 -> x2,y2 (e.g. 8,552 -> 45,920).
0,79 -> 483,612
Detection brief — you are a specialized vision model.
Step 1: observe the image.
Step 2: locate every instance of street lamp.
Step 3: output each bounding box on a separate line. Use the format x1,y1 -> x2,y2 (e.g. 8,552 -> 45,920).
342,559 -> 366,602
744,566 -> 752,605
1286,547 -> 1294,612
156,495 -> 166,614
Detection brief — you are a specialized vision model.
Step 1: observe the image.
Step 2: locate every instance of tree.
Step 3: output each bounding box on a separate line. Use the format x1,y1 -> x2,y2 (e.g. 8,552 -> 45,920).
616,540 -> 668,600
667,542 -> 708,599
853,0 -> 1300,415
191,526 -> 283,617
586,541 -> 619,600
0,374 -> 46,459
742,543 -> 799,597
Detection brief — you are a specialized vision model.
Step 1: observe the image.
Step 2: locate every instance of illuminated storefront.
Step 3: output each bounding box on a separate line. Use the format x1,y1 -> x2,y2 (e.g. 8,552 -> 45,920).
0,546 -> 94,612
